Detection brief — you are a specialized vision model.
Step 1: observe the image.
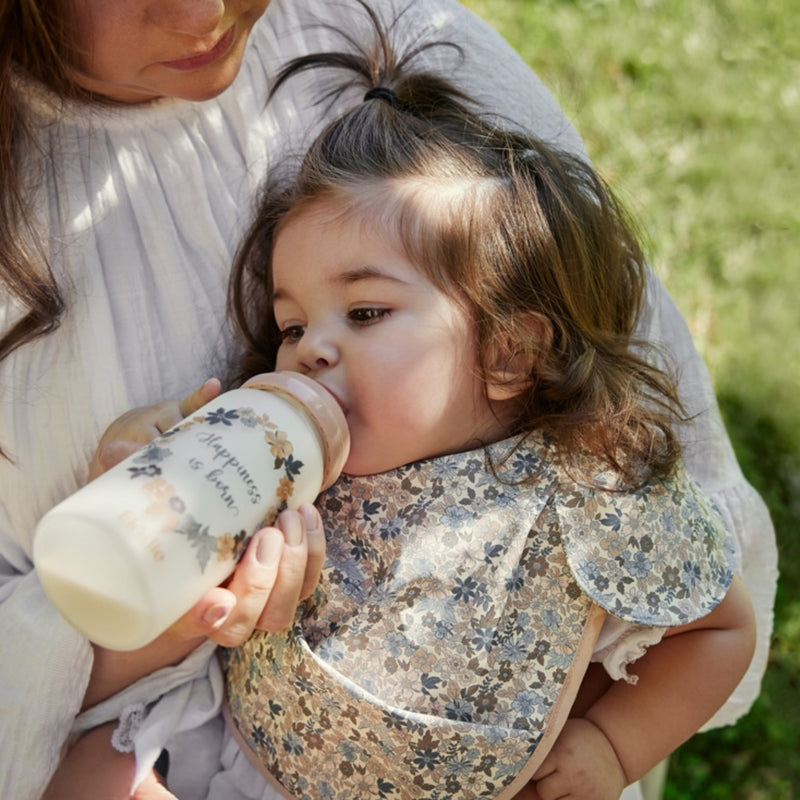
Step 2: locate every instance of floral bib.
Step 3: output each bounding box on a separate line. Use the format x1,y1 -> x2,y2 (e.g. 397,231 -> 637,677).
223,435 -> 733,799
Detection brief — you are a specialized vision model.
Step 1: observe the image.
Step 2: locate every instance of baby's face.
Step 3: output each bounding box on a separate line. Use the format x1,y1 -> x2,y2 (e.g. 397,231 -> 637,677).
65,0 -> 270,103
271,203 -> 510,476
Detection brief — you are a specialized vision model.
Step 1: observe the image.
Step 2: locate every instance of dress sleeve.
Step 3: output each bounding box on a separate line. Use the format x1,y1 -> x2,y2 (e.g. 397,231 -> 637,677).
0,565 -> 93,800
636,271 -> 778,726
555,461 -> 736,627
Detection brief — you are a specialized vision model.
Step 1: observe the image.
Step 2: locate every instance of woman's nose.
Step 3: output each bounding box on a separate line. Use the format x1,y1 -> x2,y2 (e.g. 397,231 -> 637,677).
147,0 -> 225,37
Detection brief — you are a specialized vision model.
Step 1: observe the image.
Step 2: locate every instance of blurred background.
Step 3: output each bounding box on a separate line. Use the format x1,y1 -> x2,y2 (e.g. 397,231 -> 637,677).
461,1 -> 799,797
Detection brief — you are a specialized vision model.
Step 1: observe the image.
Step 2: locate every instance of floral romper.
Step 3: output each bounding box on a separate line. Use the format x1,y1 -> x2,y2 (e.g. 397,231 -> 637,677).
223,433 -> 734,800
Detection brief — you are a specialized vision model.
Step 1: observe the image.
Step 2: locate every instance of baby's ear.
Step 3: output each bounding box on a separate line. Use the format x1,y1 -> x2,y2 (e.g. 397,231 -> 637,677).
485,313 -> 552,402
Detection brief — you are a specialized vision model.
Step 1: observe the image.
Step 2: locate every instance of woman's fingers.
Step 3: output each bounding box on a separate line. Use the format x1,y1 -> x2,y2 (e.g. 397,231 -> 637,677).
231,509 -> 311,637
178,377 -> 222,418
251,505 -> 326,628
88,439 -> 142,481
179,506 -> 319,648
207,526 -> 288,647
144,377 -> 221,433
88,379 -> 221,481
149,377 -> 222,434
298,503 -> 325,601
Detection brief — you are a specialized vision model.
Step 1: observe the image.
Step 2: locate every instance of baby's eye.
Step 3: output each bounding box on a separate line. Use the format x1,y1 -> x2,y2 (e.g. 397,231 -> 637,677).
348,307 -> 390,325
279,325 -> 305,344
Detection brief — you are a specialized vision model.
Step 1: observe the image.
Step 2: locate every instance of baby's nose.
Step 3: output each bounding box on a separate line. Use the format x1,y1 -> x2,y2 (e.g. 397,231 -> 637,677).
297,331 -> 338,374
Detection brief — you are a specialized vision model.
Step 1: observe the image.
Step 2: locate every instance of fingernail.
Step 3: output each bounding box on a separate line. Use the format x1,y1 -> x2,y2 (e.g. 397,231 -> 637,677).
281,511 -> 304,546
299,503 -> 318,531
203,602 -> 233,627
256,530 -> 282,565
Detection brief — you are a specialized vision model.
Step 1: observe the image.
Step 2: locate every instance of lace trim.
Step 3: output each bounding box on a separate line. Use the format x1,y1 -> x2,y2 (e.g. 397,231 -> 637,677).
110,702 -> 148,754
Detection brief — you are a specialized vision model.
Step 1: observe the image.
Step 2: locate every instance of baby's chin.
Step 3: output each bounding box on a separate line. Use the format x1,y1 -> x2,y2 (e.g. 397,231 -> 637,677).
341,459 -> 397,478
340,435 -> 492,477
340,450 -> 414,478
340,448 -> 442,478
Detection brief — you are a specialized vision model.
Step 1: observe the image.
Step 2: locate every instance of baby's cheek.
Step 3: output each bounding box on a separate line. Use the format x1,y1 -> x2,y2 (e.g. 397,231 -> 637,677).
274,347 -> 294,371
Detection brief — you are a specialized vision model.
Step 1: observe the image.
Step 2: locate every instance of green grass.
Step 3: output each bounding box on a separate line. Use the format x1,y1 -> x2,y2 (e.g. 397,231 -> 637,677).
461,1 -> 799,797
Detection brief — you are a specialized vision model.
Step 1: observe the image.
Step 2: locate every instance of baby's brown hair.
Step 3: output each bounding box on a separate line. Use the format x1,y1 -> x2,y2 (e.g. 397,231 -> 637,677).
229,1 -> 684,485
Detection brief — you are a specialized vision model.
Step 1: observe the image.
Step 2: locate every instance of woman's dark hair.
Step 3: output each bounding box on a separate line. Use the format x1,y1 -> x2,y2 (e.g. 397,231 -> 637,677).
0,0 -> 94,363
229,1 -> 685,484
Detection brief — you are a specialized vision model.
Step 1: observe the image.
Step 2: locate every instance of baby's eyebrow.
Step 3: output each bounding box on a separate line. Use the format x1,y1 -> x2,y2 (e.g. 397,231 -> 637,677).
272,265 -> 411,303
336,265 -> 411,286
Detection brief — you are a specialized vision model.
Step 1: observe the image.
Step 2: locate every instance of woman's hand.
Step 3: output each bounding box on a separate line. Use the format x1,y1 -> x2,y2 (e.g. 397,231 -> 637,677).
82,380 -> 327,707
83,502 -> 325,708
180,503 -> 326,645
88,378 -> 223,481
53,504 -> 326,793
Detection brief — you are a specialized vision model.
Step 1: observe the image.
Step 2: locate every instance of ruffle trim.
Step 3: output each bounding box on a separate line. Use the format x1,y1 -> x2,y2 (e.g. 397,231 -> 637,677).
594,622 -> 666,684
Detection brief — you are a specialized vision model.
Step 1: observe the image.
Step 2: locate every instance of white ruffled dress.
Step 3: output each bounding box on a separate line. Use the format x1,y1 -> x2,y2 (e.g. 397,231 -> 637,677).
0,1 -> 777,798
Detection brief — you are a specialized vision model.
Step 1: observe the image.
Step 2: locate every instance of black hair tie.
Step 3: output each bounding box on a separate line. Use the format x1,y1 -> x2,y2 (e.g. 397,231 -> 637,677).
364,86 -> 399,108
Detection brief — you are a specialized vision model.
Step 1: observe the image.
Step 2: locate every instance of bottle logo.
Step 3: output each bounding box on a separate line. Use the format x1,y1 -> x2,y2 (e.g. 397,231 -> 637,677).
120,405 -> 305,572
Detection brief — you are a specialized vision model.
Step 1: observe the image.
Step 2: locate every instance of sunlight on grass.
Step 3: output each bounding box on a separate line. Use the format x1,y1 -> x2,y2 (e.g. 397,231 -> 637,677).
462,1 -> 799,797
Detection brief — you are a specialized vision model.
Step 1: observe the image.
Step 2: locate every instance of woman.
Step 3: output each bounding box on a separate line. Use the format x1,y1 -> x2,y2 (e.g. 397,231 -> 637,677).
0,1 -> 776,798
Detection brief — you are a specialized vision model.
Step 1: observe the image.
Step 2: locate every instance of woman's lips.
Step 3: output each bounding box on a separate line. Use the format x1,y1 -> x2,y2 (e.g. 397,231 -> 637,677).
159,26 -> 236,71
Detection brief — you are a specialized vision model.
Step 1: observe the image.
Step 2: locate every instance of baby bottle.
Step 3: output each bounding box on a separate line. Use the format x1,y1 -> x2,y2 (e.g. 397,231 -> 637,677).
33,372 -> 349,651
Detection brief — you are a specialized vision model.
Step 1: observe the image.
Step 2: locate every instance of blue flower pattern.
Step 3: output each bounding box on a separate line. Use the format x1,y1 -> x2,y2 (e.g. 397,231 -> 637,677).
225,432 -> 733,799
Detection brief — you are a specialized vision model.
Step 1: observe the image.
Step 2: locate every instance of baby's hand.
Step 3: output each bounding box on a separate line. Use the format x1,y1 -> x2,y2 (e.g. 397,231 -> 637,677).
529,718 -> 627,800
88,378 -> 222,480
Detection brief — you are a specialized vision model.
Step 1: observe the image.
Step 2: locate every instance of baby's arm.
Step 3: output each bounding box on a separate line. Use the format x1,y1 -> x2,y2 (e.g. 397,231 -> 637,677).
529,575 -> 756,799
